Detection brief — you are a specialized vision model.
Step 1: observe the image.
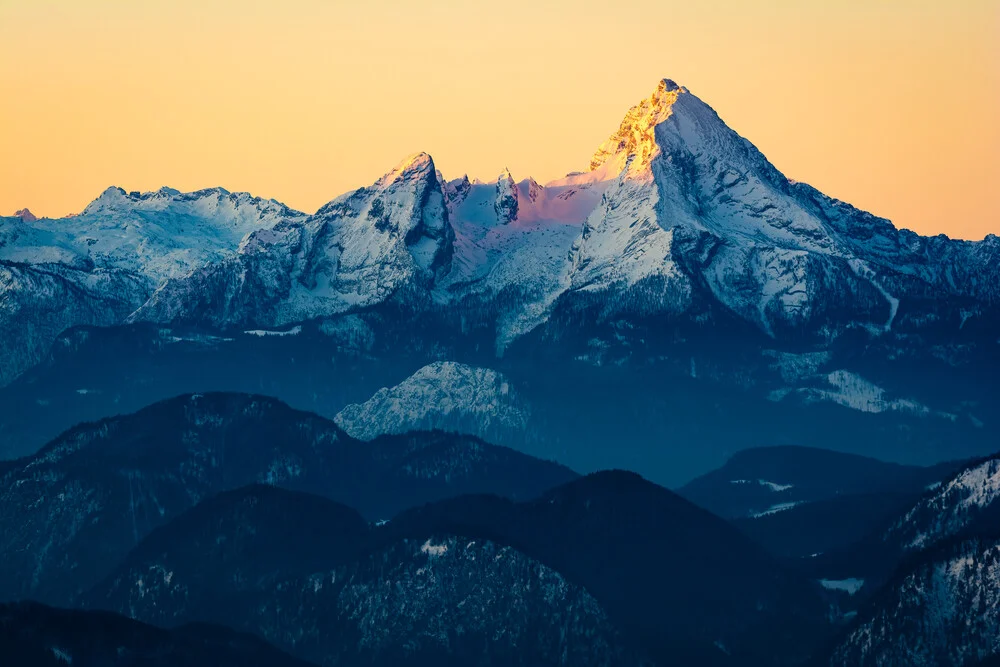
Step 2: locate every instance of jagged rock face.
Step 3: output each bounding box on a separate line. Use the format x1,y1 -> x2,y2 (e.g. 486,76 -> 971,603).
13,208 -> 37,222
564,78 -> 999,340
0,263 -> 149,385
828,535 -> 1000,667
133,153 -> 455,328
2,77 -> 999,485
4,186 -> 302,284
494,168 -> 519,224
335,361 -> 529,443
590,78 -> 683,173
3,77 -> 998,368
3,78 -> 998,356
0,393 -> 574,604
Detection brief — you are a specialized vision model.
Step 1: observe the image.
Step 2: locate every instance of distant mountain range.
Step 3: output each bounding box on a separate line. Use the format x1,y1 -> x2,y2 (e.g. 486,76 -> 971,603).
0,393 -> 575,605
2,77 -> 999,666
1,78 -> 998,485
0,392 -> 997,665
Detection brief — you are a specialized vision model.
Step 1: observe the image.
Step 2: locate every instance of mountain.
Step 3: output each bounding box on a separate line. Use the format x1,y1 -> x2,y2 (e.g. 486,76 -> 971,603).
2,78 -> 999,485
3,186 -> 303,283
89,473 -> 833,666
814,452 -> 1000,665
680,445 -> 962,520
571,80 -> 998,332
90,485 -> 371,625
131,154 -> 454,327
334,361 -> 530,443
0,187 -> 303,385
384,470 -> 833,666
0,393 -> 576,604
0,601 -> 313,667
89,484 -> 647,667
114,80 -> 1000,342
12,208 -> 37,222
882,453 -> 1000,554
796,451 -> 1000,605
824,532 -> 1000,666
677,447 -> 966,560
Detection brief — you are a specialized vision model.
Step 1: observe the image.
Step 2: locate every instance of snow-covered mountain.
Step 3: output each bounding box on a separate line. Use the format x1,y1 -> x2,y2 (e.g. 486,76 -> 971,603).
828,533 -> 1000,666
334,361 -> 529,443
2,186 -> 302,283
7,77 -> 997,356
12,208 -> 37,222
823,455 -> 1000,667
2,77 -> 999,481
131,154 -> 454,327
0,188 -> 302,384
883,454 -> 1000,553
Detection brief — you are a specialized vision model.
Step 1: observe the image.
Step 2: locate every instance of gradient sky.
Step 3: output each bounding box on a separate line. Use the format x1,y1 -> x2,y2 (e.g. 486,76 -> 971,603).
1,0 -> 997,239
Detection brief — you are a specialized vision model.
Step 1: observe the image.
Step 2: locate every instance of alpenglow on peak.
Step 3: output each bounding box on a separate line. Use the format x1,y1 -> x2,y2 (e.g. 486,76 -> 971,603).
589,78 -> 688,172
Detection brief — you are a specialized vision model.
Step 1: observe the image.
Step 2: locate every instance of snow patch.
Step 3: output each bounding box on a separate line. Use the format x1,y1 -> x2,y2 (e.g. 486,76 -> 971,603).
729,479 -> 794,492
750,501 -> 802,518
421,539 -> 448,557
243,325 -> 302,337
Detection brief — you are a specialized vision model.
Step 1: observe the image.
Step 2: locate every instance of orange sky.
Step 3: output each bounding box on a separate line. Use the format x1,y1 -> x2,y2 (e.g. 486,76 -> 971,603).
1,0 -> 997,239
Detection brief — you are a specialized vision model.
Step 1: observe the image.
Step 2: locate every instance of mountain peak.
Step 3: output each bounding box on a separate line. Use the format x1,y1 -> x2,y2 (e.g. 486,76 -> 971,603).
13,208 -> 38,222
657,78 -> 683,93
589,78 -> 687,173
495,168 -> 518,224
383,152 -> 436,184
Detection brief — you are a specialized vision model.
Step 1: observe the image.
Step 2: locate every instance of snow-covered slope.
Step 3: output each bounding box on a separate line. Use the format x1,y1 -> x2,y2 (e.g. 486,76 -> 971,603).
12,208 -> 38,222
132,153 -> 454,327
2,186 -> 303,283
3,78 -> 999,443
0,262 -> 149,386
0,188 -> 303,384
439,170 -> 607,351
829,534 -> 1000,666
118,78 -> 1000,349
335,361 -> 529,442
884,455 -> 1000,552
565,78 -> 999,337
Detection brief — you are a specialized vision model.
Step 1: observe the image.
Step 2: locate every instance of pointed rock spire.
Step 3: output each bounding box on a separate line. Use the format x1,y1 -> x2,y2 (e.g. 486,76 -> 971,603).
13,208 -> 38,222
589,78 -> 686,173
495,167 -> 518,225
444,175 -> 472,205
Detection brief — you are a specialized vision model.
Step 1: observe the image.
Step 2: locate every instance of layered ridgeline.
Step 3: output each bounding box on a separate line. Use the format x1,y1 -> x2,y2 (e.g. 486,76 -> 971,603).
86,484 -> 649,667
679,446 -> 966,559
0,188 -> 304,386
2,79 -> 998,483
818,453 -> 1000,666
84,476 -> 832,667
0,393 -> 575,605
